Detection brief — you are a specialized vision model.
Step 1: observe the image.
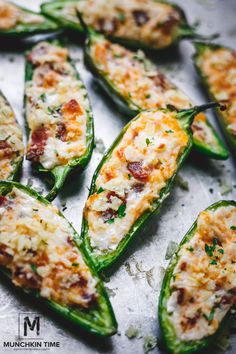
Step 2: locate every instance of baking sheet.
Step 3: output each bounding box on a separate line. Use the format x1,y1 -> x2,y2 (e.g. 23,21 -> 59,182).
0,0 -> 236,353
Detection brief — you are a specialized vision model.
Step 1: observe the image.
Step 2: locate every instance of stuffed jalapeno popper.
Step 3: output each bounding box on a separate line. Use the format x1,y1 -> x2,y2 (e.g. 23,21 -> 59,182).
159,200 -> 236,354
25,40 -> 94,201
0,181 -> 117,336
0,0 -> 58,37
0,91 -> 24,180
194,42 -> 236,154
81,103 -> 221,271
83,31 -> 228,160
41,0 -> 213,51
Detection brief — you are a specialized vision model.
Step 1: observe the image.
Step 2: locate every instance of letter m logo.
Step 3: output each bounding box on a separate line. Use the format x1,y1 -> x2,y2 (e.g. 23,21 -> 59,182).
23,316 -> 40,337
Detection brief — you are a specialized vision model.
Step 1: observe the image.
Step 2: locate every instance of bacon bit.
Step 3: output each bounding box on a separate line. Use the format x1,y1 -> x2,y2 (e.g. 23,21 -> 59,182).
13,267 -> 41,289
152,72 -> 169,90
180,262 -> 187,271
0,244 -> 13,266
186,312 -> 201,329
159,13 -> 179,35
132,10 -> 150,26
127,161 -> 149,182
27,127 -> 48,162
97,18 -> 118,34
177,288 -> 185,305
0,139 -> 13,158
0,196 -> 7,207
132,183 -> 145,193
61,99 -> 83,120
107,191 -> 126,204
102,208 -> 116,222
56,122 -> 67,142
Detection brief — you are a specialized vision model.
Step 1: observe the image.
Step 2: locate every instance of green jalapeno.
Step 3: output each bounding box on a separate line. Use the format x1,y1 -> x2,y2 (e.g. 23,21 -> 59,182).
0,0 -> 58,38
41,0 -> 216,51
0,181 -> 117,336
25,40 -> 94,201
81,102 -> 221,272
159,200 -> 236,353
82,29 -> 228,160
194,42 -> 236,155
0,90 -> 24,181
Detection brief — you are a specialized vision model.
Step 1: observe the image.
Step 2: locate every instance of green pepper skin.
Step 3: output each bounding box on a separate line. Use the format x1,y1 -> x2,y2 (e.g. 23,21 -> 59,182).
0,91 -> 24,181
81,103 -> 221,272
0,180 -> 117,336
41,0 -> 215,51
25,40 -> 94,201
83,31 -> 228,160
158,200 -> 236,354
0,1 -> 59,38
193,42 -> 236,155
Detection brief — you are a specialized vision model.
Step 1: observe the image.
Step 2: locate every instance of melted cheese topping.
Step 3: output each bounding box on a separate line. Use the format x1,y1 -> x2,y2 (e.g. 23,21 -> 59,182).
90,36 -> 217,148
84,110 -> 189,254
0,94 -> 24,179
26,42 -> 90,170
0,0 -> 44,30
196,46 -> 236,138
166,205 -> 236,341
0,187 -> 97,308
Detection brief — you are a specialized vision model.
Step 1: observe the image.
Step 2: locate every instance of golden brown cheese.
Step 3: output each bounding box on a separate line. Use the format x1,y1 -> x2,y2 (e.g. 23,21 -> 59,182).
0,187 -> 97,308
0,95 -> 24,179
0,0 -> 44,30
84,110 -> 189,253
26,42 -> 89,170
90,37 -> 216,148
196,46 -> 236,137
167,206 -> 236,341
77,0 -> 182,49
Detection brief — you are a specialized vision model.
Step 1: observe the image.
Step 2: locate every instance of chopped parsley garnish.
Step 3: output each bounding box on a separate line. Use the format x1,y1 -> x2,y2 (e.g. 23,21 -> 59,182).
128,173 -> 132,180
97,187 -> 104,194
118,204 -> 126,218
230,226 -> 236,230
146,138 -> 151,146
218,249 -> 224,254
145,94 -> 151,99
33,208 -> 38,212
187,246 -> 194,252
114,53 -> 123,58
118,13 -> 125,22
205,238 -> 218,257
208,308 -> 215,323
165,130 -> 174,133
31,264 -> 37,273
106,218 -> 115,224
40,93 -> 46,102
72,263 -> 79,267
210,259 -> 217,265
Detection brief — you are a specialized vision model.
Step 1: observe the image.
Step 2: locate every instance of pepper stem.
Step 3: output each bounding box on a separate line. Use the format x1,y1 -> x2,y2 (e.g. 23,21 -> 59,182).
76,10 -> 96,37
45,166 -> 71,202
179,25 -> 219,42
177,102 -> 224,129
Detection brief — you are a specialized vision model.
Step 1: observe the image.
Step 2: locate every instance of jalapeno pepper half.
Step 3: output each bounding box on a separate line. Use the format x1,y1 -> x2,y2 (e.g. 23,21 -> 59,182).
159,200 -> 236,353
25,40 -> 94,201
0,181 -> 117,336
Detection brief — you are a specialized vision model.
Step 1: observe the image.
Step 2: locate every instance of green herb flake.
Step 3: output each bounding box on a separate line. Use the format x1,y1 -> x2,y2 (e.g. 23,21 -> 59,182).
208,307 -> 215,323
230,226 -> 236,230
218,248 -> 224,254
125,325 -> 140,339
145,94 -> 151,99
31,264 -> 37,273
187,246 -> 194,252
165,241 -> 178,260
106,218 -> 115,224
143,335 -> 158,353
40,93 -> 46,102
118,13 -> 125,22
165,130 -> 174,133
97,187 -> 104,194
118,204 -> 126,218
33,208 -> 38,212
128,173 -> 132,180
210,259 -> 217,265
146,138 -> 151,146
72,263 -> 79,267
